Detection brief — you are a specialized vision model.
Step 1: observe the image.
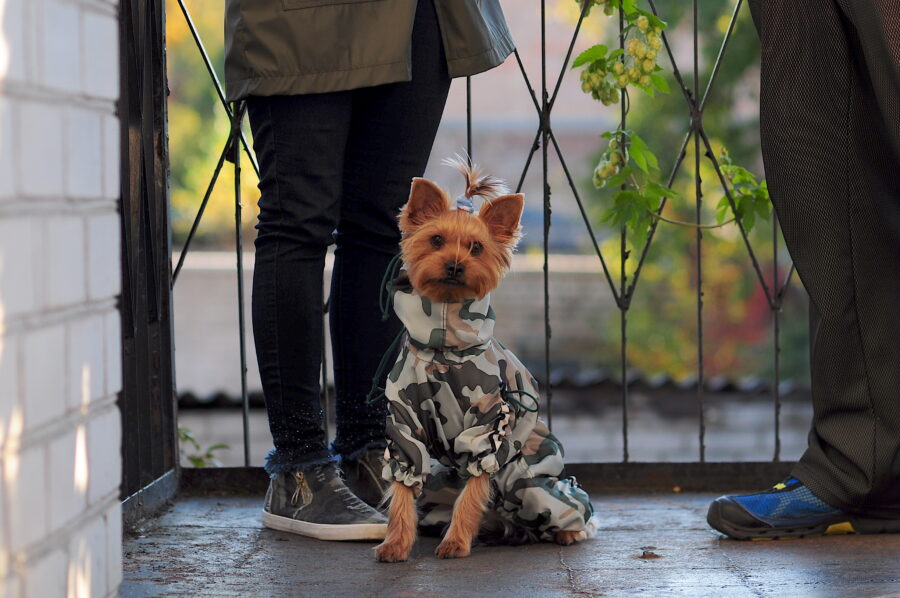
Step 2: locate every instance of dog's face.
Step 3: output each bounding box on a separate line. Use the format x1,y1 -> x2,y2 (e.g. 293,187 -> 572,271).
399,178 -> 524,303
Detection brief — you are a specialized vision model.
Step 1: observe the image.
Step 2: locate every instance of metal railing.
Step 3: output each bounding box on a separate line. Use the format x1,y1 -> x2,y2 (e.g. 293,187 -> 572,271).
169,0 -> 795,468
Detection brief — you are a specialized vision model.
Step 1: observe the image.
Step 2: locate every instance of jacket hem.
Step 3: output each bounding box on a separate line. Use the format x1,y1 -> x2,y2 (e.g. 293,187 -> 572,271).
226,60 -> 412,102
446,30 -> 516,79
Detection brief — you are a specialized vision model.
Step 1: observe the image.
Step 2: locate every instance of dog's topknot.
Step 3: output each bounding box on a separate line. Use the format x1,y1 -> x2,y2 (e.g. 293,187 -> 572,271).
442,153 -> 509,206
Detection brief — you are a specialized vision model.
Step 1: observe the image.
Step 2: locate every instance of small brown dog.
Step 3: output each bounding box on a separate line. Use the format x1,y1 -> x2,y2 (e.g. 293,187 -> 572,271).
374,160 -> 597,562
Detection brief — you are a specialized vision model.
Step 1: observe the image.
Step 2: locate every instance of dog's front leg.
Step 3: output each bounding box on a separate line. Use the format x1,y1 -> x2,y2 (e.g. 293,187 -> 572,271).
435,473 -> 490,559
375,482 -> 418,562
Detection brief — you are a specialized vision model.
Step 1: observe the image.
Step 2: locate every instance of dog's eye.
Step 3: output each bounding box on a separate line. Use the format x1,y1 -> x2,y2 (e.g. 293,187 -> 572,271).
430,235 -> 444,248
471,241 -> 483,256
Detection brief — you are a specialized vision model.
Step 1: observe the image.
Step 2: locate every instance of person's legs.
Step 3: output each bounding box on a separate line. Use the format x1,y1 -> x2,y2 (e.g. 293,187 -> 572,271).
248,93 -> 351,472
794,0 -> 900,516
708,0 -> 900,539
329,0 -> 451,480
248,93 -> 388,539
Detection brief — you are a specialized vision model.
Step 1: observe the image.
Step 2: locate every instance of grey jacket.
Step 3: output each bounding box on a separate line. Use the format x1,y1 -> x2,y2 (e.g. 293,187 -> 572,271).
224,0 -> 515,101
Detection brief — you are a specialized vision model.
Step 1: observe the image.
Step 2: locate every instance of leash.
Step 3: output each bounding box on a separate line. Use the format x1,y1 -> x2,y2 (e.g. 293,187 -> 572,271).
367,253 -> 406,404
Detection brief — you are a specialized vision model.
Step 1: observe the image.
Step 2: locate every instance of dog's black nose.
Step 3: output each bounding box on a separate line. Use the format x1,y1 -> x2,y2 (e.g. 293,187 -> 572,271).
445,261 -> 464,277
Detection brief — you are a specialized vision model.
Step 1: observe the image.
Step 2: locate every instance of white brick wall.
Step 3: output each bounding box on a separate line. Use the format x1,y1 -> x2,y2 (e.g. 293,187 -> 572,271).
0,0 -> 123,597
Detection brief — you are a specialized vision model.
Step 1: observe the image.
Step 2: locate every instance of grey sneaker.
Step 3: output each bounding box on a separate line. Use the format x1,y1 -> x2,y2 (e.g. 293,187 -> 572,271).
261,464 -> 387,541
342,448 -> 390,508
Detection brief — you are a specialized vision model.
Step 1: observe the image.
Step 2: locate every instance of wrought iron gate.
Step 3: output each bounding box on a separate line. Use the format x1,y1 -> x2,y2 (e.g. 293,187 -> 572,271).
167,0 -> 800,485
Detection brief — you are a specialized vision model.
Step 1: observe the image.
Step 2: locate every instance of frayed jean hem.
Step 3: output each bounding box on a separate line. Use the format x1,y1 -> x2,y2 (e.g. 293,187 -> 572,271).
263,448 -> 338,476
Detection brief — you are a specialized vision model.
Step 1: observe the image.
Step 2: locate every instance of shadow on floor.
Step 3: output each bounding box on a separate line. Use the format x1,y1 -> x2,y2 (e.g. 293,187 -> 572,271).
122,494 -> 900,597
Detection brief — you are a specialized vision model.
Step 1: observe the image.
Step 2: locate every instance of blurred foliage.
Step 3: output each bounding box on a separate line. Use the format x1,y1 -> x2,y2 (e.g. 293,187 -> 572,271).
178,426 -> 229,467
566,0 -> 810,382
167,0 -> 259,248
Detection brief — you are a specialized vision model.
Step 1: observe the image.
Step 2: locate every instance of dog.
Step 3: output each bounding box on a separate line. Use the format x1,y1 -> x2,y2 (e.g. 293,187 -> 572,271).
374,158 -> 598,562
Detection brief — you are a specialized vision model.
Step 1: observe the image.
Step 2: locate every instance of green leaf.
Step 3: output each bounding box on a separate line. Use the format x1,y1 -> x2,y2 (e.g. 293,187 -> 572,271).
649,73 -> 670,94
572,44 -> 609,69
608,49 -> 625,61
604,166 -> 633,188
621,0 -> 638,15
629,134 -> 659,172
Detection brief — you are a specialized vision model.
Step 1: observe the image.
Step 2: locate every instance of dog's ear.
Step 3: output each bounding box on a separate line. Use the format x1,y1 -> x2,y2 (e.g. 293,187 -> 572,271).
479,193 -> 523,245
400,178 -> 450,232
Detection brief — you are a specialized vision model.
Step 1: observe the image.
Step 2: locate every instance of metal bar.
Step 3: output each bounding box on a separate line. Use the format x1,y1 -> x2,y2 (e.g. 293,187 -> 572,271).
693,0 -> 706,463
647,0 -> 696,113
778,263 -> 796,302
618,3 -> 629,463
548,131 -> 621,305
772,212 -> 782,462
231,101 -> 251,467
466,76 -> 473,161
548,0 -> 590,110
515,128 -> 541,194
514,49 -> 541,116
699,0 -> 744,110
175,0 -> 259,178
172,137 -> 231,284
540,0 -> 553,430
698,127 -> 775,304
624,130 -> 691,303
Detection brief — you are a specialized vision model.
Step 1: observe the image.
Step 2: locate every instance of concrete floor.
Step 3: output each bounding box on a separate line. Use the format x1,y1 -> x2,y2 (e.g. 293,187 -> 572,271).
122,494 -> 900,597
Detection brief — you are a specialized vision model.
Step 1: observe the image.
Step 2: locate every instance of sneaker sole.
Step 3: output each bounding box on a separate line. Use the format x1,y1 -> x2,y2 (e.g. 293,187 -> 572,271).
262,510 -> 387,541
707,500 -> 900,541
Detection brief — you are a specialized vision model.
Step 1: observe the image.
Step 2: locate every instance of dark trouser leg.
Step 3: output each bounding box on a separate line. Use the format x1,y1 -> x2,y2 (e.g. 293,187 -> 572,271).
329,0 -> 451,459
749,0 -> 900,516
247,93 -> 352,473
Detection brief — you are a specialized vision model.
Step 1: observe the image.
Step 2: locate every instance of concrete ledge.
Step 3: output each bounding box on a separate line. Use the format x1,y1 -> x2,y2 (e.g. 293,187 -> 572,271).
178,462 -> 796,497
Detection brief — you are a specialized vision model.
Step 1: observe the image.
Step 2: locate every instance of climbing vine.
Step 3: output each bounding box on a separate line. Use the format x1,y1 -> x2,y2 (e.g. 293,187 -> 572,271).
572,0 -> 770,248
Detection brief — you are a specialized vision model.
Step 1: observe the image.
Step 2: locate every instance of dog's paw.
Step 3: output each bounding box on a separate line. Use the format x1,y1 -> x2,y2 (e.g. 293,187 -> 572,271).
374,541 -> 411,563
435,538 -> 471,559
554,530 -> 587,546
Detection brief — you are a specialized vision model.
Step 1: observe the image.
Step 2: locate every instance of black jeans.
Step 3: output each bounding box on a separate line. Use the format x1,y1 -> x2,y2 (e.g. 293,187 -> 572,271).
246,0 -> 451,473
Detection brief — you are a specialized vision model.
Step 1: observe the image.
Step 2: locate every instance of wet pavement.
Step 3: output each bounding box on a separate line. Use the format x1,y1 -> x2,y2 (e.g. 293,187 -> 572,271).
122,493 -> 900,597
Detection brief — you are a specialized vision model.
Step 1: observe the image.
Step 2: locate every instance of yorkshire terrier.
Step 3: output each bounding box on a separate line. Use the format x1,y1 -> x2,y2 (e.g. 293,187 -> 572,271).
374,158 -> 598,562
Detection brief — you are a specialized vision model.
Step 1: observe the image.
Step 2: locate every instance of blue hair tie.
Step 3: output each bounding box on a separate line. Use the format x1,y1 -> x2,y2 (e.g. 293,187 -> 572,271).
456,195 -> 474,213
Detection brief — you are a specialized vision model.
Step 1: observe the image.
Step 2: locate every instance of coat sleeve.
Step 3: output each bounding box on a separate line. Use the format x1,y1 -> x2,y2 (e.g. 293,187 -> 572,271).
453,390 -> 514,478
382,400 -> 431,488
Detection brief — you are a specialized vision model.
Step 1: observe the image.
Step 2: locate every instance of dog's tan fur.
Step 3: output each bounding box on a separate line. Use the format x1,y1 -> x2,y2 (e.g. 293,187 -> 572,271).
377,169 -> 588,561
374,482 -> 418,562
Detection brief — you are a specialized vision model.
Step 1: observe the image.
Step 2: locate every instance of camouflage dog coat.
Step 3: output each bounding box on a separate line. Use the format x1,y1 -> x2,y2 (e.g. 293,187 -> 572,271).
382,273 -> 597,542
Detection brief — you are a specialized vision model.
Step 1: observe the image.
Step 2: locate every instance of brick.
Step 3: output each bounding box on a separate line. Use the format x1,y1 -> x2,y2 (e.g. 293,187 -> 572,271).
67,314 -> 105,410
0,218 -> 36,318
103,310 -> 122,397
68,515 -> 107,598
87,407 -> 120,504
0,334 -> 20,448
19,102 -> 64,198
48,428 -> 88,532
2,0 -> 30,84
65,108 -> 104,199
24,548 -> 66,598
40,0 -> 81,93
5,444 -> 47,552
0,99 -> 16,200
23,325 -> 66,431
45,216 -> 86,308
104,502 -> 122,593
81,12 -> 118,101
101,114 -> 119,200
87,211 -> 120,300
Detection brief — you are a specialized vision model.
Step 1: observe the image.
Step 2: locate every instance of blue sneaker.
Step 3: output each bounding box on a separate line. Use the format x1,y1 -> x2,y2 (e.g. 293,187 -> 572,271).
707,477 -> 900,540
